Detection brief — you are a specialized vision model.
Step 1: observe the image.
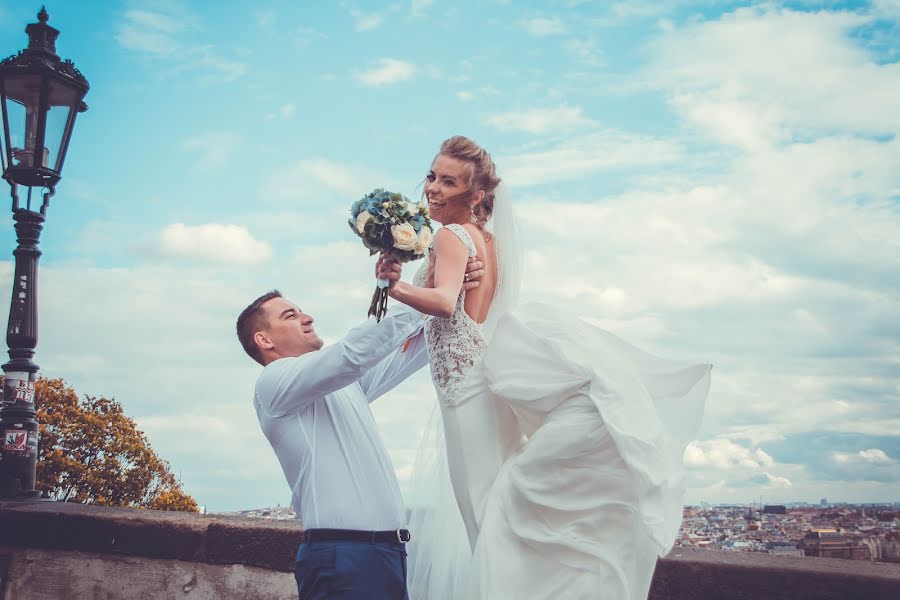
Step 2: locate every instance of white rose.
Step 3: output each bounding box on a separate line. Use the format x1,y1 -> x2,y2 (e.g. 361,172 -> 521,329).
356,211 -> 372,233
414,226 -> 433,254
392,222 -> 418,251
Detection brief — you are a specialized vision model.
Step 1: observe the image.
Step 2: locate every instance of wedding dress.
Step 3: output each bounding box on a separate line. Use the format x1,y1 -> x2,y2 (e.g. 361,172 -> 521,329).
405,210 -> 710,600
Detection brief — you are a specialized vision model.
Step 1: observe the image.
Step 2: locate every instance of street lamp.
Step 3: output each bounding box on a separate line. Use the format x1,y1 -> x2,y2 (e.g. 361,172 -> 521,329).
0,7 -> 89,498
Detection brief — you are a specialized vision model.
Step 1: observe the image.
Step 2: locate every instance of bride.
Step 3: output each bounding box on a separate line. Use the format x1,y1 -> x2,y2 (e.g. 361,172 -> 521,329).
376,136 -> 711,599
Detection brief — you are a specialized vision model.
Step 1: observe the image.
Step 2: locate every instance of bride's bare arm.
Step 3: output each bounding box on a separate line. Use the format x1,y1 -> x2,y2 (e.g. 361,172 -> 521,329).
383,228 -> 469,319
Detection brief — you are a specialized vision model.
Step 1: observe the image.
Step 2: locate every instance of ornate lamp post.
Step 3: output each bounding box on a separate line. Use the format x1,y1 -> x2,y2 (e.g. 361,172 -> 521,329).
0,7 -> 89,498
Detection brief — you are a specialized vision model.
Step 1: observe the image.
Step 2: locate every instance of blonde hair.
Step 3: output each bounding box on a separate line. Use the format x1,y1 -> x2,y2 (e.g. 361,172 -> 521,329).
436,136 -> 501,222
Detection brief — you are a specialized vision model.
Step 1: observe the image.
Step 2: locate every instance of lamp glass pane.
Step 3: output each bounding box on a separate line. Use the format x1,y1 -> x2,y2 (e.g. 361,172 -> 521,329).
1,74 -> 42,168
44,77 -> 81,172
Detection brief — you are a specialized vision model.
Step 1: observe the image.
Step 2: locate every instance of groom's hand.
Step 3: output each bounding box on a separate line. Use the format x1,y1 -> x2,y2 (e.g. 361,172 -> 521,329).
376,253 -> 403,288
463,256 -> 484,291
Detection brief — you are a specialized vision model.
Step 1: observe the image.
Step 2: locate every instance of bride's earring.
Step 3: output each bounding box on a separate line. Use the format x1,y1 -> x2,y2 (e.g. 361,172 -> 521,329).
470,205 -> 478,224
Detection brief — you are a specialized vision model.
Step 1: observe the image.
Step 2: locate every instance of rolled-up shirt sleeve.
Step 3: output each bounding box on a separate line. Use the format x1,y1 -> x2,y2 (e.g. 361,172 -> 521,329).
256,306 -> 424,417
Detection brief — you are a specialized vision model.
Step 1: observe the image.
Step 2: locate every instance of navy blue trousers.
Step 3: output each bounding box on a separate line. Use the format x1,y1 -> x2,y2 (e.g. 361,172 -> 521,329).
293,540 -> 409,599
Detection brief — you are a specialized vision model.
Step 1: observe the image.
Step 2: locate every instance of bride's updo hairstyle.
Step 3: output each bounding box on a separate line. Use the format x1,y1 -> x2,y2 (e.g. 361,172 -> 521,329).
437,136 -> 502,223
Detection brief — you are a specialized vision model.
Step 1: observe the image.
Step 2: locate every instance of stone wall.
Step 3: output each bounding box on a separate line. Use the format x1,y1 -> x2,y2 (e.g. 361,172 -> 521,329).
1,547 -> 296,600
2,500 -> 900,599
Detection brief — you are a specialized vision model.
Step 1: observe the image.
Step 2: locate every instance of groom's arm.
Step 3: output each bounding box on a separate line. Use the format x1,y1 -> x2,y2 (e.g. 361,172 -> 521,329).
258,306 -> 424,417
358,327 -> 429,403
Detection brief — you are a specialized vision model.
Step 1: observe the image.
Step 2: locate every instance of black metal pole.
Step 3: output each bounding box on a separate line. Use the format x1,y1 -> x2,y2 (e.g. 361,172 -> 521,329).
0,207 -> 44,499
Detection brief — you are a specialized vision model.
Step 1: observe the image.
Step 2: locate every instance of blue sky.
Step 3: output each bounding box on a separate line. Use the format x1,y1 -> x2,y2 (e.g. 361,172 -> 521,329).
1,0 -> 898,512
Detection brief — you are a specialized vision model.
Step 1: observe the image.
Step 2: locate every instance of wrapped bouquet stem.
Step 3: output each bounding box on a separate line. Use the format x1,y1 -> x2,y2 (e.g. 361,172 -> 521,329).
349,189 -> 433,321
370,275 -> 391,321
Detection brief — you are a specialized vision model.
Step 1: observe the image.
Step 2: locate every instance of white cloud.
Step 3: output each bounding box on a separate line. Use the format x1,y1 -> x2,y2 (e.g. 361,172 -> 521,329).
761,473 -> 793,489
159,223 -> 273,265
859,449 -> 894,463
523,17 -> 566,36
124,9 -> 182,33
499,131 -> 682,186
280,104 -> 297,119
255,11 -> 275,27
116,7 -> 247,81
265,158 -> 391,201
265,104 -> 297,120
411,0 -> 435,17
564,37 -> 603,66
183,132 -> 242,168
354,58 -> 416,86
721,427 -> 786,447
456,91 -> 475,102
610,1 -> 677,20
670,94 -> 783,151
294,25 -> 329,46
177,46 -> 248,83
649,8 -> 900,141
488,105 -> 595,134
833,449 -> 894,465
116,16 -> 180,56
684,438 -> 776,470
115,8 -> 194,56
683,440 -> 792,493
348,8 -> 384,31
754,448 -> 776,469
873,0 -> 900,17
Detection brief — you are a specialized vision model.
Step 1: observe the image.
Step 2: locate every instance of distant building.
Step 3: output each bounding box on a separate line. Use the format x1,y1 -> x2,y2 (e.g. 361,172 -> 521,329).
877,535 -> 900,563
745,507 -> 760,531
767,542 -> 804,557
764,505 -> 787,515
800,530 -> 871,561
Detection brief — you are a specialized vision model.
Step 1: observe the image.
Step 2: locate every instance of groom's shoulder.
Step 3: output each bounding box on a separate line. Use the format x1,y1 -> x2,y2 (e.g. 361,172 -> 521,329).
256,355 -> 306,387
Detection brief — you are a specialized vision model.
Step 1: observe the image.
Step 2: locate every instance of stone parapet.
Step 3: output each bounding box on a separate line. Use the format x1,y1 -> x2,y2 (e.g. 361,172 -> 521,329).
0,500 -> 301,572
2,500 -> 900,599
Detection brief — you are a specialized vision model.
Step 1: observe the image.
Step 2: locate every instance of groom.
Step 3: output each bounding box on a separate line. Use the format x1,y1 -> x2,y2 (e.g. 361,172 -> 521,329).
236,255 -> 483,600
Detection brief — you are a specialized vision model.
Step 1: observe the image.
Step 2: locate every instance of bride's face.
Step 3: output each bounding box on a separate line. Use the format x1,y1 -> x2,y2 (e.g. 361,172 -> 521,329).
425,154 -> 477,225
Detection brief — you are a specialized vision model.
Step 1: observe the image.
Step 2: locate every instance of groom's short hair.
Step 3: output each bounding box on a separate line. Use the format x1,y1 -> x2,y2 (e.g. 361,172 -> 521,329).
237,290 -> 283,365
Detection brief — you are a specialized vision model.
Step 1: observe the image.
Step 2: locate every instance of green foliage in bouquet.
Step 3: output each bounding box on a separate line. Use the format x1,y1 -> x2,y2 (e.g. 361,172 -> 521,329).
348,189 -> 433,320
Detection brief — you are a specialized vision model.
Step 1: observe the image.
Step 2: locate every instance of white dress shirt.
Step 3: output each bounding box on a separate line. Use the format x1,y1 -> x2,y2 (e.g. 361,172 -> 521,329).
254,305 -> 428,531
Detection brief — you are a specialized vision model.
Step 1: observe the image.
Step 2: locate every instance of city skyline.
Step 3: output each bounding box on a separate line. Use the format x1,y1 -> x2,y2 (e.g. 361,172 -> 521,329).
0,0 -> 898,511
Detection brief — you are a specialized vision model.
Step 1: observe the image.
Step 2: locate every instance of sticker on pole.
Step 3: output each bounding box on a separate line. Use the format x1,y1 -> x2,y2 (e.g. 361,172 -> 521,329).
3,377 -> 35,405
26,431 -> 39,457
4,429 -> 28,452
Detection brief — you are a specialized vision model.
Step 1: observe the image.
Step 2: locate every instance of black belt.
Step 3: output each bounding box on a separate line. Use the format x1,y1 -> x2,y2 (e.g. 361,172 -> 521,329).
303,528 -> 411,544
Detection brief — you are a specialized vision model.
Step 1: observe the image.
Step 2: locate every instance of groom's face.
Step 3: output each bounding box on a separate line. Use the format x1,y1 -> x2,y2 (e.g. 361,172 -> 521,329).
258,297 -> 323,358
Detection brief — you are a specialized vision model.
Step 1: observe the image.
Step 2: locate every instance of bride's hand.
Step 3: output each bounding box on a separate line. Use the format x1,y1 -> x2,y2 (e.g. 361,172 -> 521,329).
376,253 -> 403,288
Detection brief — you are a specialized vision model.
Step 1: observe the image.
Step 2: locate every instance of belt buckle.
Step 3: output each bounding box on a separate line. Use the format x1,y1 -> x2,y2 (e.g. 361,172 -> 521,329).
396,528 -> 411,543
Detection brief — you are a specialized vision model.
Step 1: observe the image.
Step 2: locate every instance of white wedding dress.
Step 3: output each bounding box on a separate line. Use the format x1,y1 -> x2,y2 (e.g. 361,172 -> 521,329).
406,221 -> 711,600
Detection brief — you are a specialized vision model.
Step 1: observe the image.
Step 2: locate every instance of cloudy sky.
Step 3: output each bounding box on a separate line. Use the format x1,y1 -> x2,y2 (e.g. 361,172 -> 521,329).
0,0 -> 898,511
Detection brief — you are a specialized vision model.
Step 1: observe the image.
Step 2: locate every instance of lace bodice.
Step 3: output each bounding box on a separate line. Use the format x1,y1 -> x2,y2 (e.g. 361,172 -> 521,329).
413,224 -> 488,405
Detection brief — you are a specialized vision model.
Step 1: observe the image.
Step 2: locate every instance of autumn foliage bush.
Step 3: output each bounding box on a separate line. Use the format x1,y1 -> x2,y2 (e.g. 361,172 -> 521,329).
3,376 -> 198,512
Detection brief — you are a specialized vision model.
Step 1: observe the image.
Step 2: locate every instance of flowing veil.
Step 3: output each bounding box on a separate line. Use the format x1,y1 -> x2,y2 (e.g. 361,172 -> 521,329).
405,184 -> 521,599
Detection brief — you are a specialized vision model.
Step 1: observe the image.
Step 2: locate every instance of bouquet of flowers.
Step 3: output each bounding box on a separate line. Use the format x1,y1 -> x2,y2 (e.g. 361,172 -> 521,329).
349,189 -> 433,321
